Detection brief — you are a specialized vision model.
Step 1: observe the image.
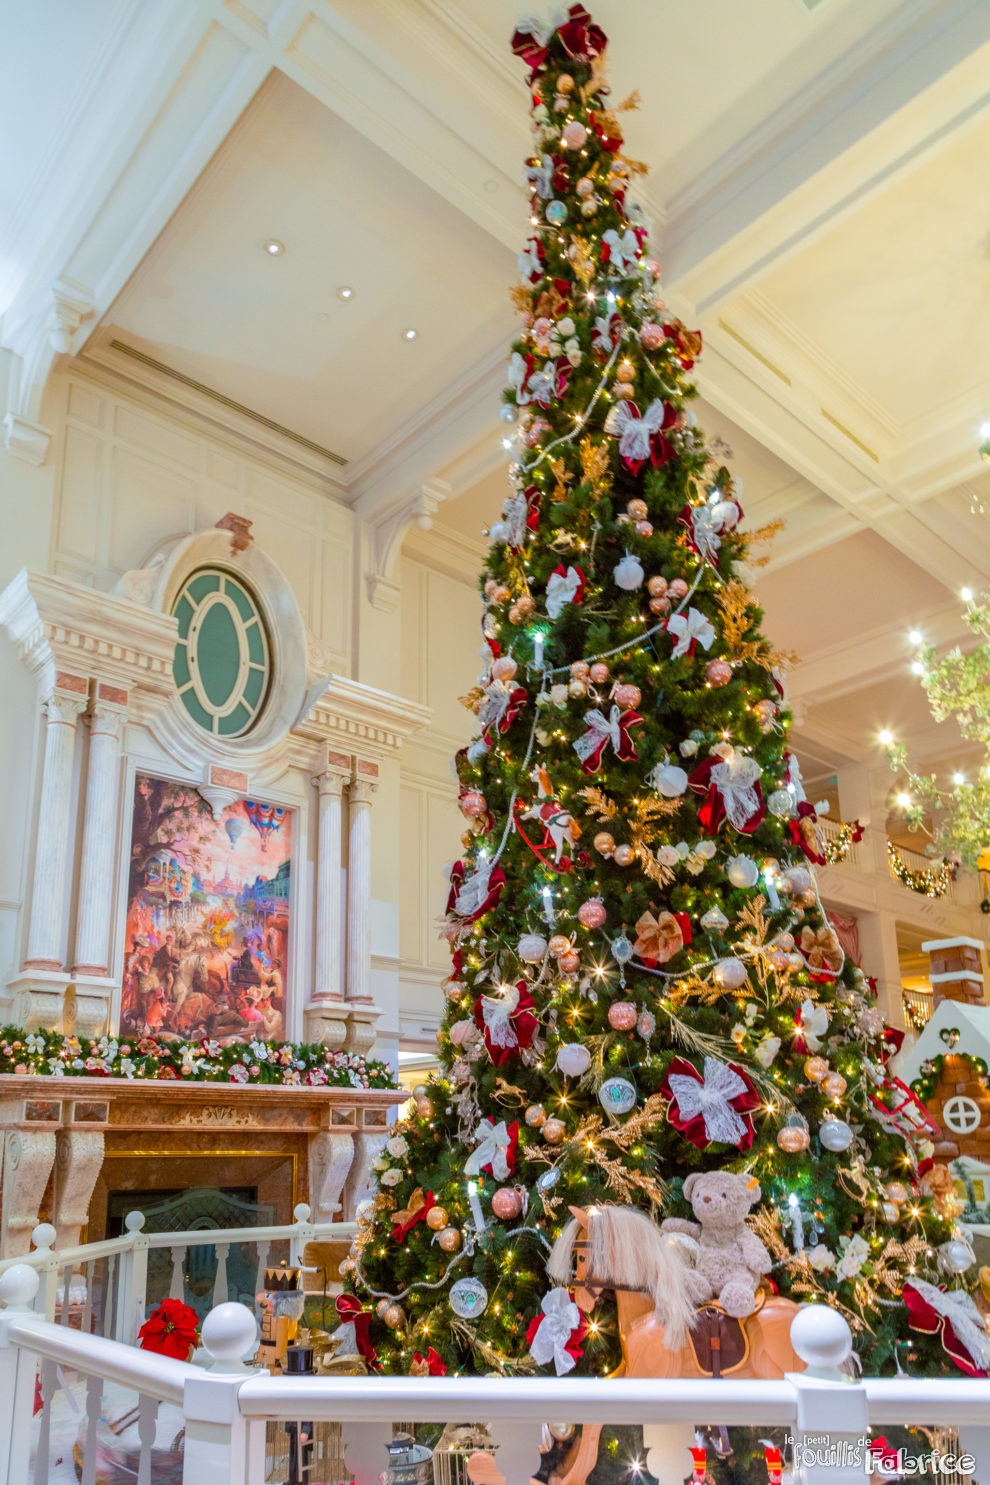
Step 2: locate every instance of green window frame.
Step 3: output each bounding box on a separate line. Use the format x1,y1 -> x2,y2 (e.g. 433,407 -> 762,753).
171,567 -> 271,737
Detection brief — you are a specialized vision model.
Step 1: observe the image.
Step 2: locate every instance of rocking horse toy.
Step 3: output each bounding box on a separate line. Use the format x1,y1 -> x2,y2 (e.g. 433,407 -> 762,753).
531,1203 -> 806,1485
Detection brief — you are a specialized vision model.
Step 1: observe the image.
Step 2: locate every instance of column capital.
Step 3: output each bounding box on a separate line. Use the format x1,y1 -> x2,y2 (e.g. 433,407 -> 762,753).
313,760 -> 349,797
45,690 -> 88,727
88,703 -> 126,740
348,778 -> 379,806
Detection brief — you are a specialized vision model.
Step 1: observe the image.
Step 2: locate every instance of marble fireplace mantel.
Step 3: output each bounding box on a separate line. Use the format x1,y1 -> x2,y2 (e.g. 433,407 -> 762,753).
0,1075 -> 400,1256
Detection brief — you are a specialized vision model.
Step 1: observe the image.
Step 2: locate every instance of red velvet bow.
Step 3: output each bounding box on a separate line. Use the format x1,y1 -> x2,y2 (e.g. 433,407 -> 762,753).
903,1282 -> 988,1377
578,708 -> 643,775
525,1299 -> 588,1365
138,1298 -> 199,1361
484,686 -> 528,744
392,1189 -> 436,1244
446,860 -> 507,923
519,237 -> 545,281
335,1293 -> 377,1364
663,321 -> 703,369
474,985 -> 539,1067
614,399 -> 676,476
591,112 -> 623,153
788,801 -> 826,865
688,754 -> 766,836
413,1347 -> 447,1376
558,5 -> 607,61
525,484 -> 542,532
660,1056 -> 759,1151
550,562 -> 586,607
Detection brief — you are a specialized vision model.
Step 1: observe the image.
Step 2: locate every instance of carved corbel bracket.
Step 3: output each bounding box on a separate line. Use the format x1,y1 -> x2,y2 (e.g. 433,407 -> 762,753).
2,276 -> 96,465
364,479 -> 453,613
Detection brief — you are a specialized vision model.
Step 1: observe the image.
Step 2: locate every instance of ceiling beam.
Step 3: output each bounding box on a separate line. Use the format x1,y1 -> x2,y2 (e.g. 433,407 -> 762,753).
661,0 -> 990,315
1,0 -> 271,461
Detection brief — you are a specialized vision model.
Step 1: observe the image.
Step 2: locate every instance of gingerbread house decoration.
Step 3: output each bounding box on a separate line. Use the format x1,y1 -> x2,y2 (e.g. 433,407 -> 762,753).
898,937 -> 990,1231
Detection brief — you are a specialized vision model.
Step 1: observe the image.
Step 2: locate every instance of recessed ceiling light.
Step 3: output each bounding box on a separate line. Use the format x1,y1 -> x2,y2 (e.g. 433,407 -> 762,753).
961,586 -> 974,603
896,791 -> 912,809
878,729 -> 893,746
981,421 -> 990,439
953,772 -> 966,786
908,629 -> 922,646
337,285 -> 354,300
264,239 -> 285,256
910,660 -> 926,675
402,327 -> 418,341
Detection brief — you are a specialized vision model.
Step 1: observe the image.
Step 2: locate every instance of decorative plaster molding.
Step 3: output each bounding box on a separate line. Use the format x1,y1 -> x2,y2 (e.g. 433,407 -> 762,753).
2,414 -> 53,466
0,568 -> 177,703
364,480 -> 453,613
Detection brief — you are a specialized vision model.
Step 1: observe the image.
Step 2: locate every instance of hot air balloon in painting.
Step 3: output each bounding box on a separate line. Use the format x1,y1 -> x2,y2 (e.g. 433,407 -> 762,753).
245,800 -> 285,852
224,816 -> 244,850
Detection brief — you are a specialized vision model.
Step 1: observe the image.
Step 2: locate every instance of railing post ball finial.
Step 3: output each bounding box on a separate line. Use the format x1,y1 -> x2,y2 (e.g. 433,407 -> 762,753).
124,1211 -> 146,1233
790,1303 -> 853,1371
0,1265 -> 41,1310
293,1203 -> 312,1223
31,1222 -> 56,1253
201,1301 -> 258,1365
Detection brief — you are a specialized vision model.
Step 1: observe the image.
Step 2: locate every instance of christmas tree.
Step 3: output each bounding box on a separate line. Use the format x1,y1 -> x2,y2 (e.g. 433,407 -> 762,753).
344,5 -> 985,1398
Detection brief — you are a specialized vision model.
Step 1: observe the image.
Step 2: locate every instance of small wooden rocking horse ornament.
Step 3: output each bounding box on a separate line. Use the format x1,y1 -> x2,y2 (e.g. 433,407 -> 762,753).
531,1205 -> 806,1485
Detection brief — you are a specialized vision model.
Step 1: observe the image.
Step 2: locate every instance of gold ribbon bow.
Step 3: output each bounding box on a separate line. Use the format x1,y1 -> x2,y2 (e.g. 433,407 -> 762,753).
633,910 -> 683,963
800,925 -> 842,972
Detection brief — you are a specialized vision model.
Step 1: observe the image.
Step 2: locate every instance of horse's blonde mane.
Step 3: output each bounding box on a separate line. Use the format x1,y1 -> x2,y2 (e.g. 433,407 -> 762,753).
547,1205 -> 695,1350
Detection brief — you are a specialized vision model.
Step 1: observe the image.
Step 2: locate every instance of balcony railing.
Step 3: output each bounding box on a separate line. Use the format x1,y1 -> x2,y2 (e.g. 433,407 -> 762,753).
2,1233 -> 990,1485
903,985 -> 935,1029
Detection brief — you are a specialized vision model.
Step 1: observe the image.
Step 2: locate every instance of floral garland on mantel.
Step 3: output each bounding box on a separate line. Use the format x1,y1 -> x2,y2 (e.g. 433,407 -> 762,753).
0,1027 -> 396,1089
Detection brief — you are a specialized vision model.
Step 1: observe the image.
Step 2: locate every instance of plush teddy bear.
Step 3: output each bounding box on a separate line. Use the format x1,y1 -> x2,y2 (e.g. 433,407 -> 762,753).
660,1170 -> 771,1318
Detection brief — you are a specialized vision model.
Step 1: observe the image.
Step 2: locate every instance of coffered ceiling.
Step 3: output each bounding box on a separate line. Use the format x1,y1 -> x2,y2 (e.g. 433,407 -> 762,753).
4,0 -> 990,790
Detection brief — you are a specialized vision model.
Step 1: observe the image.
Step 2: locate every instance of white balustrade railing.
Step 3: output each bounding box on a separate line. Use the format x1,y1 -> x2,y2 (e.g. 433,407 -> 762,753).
0,1205 -> 355,1346
1,1265 -> 990,1485
819,817 -> 863,871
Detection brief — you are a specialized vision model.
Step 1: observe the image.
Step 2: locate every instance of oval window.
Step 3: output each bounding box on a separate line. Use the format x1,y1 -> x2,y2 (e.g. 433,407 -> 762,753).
171,567 -> 271,737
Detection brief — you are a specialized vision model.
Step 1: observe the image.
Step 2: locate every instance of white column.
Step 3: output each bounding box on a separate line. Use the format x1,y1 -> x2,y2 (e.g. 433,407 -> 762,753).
72,702 -> 125,976
23,691 -> 87,971
312,768 -> 346,1002
345,777 -> 378,1005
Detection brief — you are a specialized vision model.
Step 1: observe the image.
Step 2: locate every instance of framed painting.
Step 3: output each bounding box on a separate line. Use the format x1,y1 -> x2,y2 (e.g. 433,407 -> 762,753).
121,773 -> 292,1044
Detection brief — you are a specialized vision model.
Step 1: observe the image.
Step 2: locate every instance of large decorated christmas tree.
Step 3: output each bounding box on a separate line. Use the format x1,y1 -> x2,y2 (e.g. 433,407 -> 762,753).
343,5 -> 987,1396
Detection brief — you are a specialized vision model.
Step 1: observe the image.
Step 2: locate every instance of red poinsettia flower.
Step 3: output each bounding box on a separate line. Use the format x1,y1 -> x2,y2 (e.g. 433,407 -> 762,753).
138,1298 -> 199,1361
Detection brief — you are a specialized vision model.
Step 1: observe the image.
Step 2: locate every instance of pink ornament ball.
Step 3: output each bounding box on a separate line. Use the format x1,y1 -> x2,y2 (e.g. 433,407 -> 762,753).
589,662 -> 610,684
643,257 -> 661,279
570,661 -> 590,679
608,1001 -> 637,1031
578,896 -> 607,929
613,683 -> 642,709
627,498 -> 648,520
613,843 -> 635,867
649,596 -> 670,615
562,120 -> 588,149
635,520 -> 654,538
558,950 -> 580,973
459,790 -> 487,820
491,656 -> 517,682
647,575 -> 668,597
640,323 -> 664,350
491,1187 -> 523,1220
706,660 -> 733,688
668,578 -> 689,600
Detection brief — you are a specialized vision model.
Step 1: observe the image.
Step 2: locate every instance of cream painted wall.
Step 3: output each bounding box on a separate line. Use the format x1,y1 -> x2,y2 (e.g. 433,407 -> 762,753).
0,364 -> 462,1062
395,539 -> 482,1045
